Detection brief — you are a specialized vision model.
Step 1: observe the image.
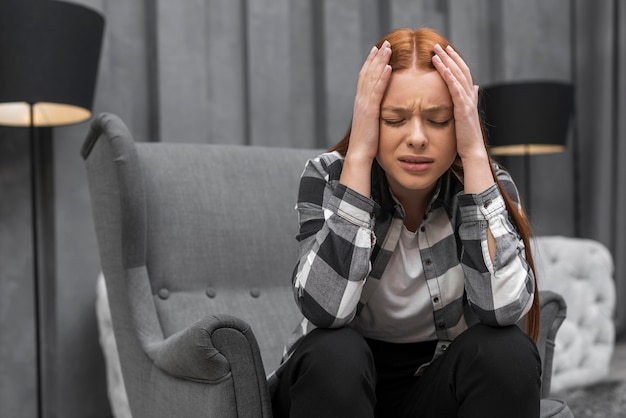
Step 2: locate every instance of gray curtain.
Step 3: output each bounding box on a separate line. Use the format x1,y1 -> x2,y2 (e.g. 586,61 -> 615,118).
575,0 -> 626,338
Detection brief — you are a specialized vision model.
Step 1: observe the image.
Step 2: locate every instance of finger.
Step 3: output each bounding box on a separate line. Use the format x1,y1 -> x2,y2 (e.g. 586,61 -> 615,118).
374,64 -> 392,96
368,41 -> 391,83
358,41 -> 390,91
433,44 -> 472,93
358,44 -> 392,100
433,44 -> 468,85
432,56 -> 474,108
357,46 -> 379,87
432,55 -> 478,118
443,45 -> 473,87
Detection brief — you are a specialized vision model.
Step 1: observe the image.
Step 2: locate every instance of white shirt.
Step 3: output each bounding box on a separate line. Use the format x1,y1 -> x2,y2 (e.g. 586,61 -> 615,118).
352,224 -> 437,343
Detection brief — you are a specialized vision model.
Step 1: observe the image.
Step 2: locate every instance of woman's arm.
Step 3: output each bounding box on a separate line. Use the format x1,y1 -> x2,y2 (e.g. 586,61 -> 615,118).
292,42 -> 392,328
432,44 -> 499,260
431,44 -> 533,326
292,153 -> 377,328
457,168 -> 535,326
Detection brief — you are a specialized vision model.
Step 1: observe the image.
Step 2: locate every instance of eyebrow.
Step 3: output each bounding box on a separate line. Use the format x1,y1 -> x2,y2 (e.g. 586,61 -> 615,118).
422,105 -> 453,113
381,105 -> 452,113
381,105 -> 412,113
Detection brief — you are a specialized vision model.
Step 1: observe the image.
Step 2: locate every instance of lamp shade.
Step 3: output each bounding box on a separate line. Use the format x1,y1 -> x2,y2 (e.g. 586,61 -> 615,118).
482,81 -> 574,156
0,0 -> 105,127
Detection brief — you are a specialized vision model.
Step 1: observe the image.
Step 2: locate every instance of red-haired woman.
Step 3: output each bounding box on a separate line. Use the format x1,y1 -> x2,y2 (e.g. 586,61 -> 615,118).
271,27 -> 541,418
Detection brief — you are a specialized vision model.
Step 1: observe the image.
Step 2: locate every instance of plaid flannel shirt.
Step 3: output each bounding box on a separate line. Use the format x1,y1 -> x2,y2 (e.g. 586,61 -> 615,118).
276,151 -> 534,377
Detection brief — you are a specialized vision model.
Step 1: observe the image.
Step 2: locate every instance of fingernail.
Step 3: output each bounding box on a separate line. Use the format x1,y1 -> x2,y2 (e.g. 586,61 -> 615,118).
432,55 -> 442,64
383,40 -> 390,48
446,45 -> 455,53
370,45 -> 377,54
434,43 -> 444,53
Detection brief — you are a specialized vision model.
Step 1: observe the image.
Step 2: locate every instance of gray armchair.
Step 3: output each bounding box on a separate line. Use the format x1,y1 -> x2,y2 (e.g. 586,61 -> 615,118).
83,113 -> 572,417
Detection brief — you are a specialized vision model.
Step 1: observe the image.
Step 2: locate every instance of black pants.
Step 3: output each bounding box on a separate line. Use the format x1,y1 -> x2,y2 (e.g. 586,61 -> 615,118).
272,324 -> 541,418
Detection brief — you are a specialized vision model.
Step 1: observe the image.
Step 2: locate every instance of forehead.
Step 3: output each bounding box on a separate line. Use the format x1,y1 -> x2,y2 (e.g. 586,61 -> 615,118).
382,68 -> 451,109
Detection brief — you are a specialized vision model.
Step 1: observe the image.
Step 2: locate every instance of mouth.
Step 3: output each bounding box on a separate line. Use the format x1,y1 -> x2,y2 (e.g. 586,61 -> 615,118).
398,155 -> 434,172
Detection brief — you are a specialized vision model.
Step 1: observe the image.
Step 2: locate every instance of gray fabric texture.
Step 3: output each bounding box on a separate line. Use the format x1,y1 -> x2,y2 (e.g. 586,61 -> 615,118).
535,291 -> 567,398
83,113 -> 315,417
539,399 -> 574,418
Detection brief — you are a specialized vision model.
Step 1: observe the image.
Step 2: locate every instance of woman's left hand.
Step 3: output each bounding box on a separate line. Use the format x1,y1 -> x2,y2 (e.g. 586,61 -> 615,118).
432,43 -> 497,259
431,44 -> 487,163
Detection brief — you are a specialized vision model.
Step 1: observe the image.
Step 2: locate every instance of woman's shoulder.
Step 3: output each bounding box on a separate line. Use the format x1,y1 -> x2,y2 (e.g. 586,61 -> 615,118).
302,151 -> 346,181
309,150 -> 345,166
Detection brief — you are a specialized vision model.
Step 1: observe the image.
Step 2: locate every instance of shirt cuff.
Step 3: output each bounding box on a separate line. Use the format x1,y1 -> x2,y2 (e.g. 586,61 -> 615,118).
458,183 -> 506,222
328,183 -> 377,229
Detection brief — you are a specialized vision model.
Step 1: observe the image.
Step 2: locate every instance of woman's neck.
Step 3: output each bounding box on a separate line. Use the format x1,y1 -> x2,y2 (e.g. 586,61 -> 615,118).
393,186 -> 436,232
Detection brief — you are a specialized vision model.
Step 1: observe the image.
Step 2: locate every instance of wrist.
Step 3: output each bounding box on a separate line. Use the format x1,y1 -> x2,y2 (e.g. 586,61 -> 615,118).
460,151 -> 495,194
344,144 -> 377,164
458,144 -> 490,165
340,152 -> 374,198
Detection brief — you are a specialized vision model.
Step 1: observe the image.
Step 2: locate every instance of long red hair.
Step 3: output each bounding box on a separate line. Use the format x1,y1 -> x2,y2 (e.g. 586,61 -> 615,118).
329,27 -> 540,342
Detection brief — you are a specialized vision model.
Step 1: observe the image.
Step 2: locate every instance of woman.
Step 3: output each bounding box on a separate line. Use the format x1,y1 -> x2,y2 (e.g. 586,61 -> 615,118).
271,27 -> 541,418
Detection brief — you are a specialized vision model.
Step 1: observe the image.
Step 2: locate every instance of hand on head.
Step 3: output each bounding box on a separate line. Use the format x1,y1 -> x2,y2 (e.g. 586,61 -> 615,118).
338,28 -> 492,200
348,40 -> 392,164
431,43 -> 487,162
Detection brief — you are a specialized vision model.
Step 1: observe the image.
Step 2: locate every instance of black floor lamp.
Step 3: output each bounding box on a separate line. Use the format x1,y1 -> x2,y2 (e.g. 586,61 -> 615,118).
0,1 -> 104,416
482,81 -> 574,216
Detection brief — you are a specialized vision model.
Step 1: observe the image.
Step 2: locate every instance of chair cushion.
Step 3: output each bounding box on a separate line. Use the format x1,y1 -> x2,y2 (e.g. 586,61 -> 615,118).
540,398 -> 574,418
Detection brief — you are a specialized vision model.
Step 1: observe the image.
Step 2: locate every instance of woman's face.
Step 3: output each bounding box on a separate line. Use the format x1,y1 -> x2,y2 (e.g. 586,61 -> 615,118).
376,68 -> 457,205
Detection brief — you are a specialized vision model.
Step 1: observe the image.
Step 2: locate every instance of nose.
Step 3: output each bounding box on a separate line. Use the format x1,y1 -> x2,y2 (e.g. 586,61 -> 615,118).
406,118 -> 428,148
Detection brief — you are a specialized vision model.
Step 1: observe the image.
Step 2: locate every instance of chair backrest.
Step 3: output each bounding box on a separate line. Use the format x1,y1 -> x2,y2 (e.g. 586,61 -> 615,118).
532,236 -> 615,392
83,112 -> 319,374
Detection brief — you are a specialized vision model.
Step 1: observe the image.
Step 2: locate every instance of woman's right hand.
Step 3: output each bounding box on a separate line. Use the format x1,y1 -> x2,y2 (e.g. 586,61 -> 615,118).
340,41 -> 392,197
350,40 -> 392,161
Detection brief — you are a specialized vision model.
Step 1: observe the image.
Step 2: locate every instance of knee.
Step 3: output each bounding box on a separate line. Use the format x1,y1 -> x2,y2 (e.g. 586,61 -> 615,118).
297,327 -> 375,381
452,324 -> 541,377
444,325 -> 541,416
286,327 -> 376,404
274,327 -> 376,417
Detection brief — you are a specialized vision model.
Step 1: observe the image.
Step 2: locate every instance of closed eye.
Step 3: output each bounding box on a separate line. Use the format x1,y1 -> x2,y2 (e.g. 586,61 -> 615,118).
428,118 -> 452,127
382,118 -> 406,127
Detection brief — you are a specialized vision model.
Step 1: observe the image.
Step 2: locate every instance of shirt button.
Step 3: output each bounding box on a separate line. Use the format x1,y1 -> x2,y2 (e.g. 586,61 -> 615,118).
424,259 -> 432,266
158,288 -> 170,300
441,344 -> 448,351
483,200 -> 491,208
438,322 -> 445,329
433,296 -> 439,304
420,226 -> 426,232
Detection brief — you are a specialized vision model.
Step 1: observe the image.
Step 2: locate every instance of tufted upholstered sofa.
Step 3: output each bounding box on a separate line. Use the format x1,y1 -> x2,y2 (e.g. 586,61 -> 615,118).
84,113 -> 578,417
532,236 -> 616,393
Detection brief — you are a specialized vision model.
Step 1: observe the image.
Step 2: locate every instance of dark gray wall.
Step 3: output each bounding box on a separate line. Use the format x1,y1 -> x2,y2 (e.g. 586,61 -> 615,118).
0,0 -> 574,416
0,127 -> 38,418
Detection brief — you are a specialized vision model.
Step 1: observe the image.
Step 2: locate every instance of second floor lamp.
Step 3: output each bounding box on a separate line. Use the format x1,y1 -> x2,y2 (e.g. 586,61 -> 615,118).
482,81 -> 574,216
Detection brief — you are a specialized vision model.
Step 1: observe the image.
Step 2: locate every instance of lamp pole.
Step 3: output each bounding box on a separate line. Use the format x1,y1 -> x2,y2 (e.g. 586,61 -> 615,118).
523,145 -> 532,217
29,103 -> 57,417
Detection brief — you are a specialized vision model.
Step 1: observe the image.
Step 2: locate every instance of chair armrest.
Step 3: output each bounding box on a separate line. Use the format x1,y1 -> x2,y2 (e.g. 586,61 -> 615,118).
146,314 -> 272,416
146,314 -> 243,382
538,290 -> 567,397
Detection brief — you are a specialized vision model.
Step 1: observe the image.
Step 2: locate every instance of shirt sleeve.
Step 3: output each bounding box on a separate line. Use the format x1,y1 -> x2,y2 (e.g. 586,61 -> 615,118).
292,152 -> 377,328
456,167 -> 535,327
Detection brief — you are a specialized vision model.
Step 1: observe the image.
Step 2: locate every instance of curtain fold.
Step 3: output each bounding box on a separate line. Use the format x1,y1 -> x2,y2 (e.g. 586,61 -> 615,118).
575,0 -> 626,338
